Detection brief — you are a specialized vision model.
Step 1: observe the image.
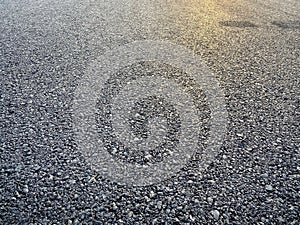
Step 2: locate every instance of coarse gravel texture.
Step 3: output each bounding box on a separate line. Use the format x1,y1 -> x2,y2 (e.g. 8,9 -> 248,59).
1,0 -> 300,224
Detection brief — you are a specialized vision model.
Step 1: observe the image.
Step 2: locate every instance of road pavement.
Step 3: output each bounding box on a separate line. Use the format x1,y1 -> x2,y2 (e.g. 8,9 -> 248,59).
1,0 -> 299,224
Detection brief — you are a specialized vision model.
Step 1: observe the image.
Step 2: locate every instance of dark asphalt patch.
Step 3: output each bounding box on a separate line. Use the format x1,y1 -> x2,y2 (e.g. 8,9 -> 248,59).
219,21 -> 257,28
271,20 -> 300,29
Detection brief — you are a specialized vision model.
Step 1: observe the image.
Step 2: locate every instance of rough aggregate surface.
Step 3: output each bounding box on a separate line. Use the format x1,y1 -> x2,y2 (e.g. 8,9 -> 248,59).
1,0 -> 299,224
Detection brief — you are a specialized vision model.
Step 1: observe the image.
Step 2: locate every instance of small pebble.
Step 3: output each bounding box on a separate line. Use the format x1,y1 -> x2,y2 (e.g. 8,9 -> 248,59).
150,191 -> 155,198
211,210 -> 220,220
157,201 -> 162,209
265,185 -> 273,191
112,202 -> 118,210
69,180 -> 76,184
207,197 -> 214,204
23,185 -> 29,193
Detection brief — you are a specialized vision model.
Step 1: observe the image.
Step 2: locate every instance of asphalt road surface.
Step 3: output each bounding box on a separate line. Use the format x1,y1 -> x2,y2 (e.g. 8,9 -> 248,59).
1,0 -> 299,224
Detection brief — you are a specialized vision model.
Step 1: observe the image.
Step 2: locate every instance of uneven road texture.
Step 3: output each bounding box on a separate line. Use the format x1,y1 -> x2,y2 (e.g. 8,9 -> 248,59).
1,0 -> 300,224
